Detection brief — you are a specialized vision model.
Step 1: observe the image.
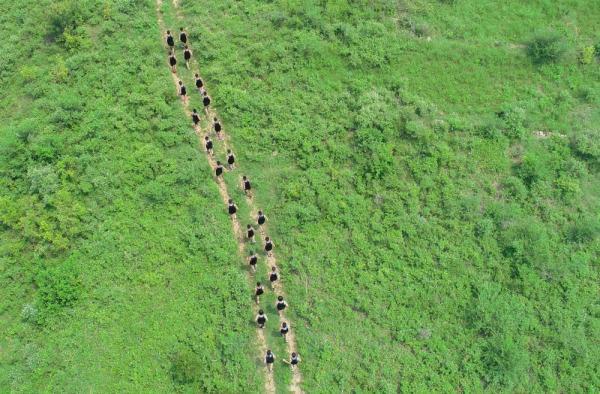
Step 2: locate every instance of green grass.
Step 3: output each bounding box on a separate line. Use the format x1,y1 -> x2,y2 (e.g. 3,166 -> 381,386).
0,0 -> 261,391
176,0 -> 600,392
1,0 -> 599,392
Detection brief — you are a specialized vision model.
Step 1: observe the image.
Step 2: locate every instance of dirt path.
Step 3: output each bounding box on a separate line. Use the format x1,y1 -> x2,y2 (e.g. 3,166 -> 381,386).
155,1 -> 275,393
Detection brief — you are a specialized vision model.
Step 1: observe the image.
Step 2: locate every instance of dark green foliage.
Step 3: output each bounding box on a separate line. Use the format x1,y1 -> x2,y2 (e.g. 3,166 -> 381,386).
35,259 -> 81,321
526,30 -> 569,64
170,350 -> 202,385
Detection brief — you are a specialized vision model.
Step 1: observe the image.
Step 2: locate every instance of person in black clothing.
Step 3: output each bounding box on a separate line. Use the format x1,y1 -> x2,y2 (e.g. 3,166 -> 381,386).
256,309 -> 268,329
178,80 -> 187,104
194,73 -> 204,94
191,109 -> 200,126
183,45 -> 192,69
265,350 -> 275,372
255,282 -> 264,304
179,27 -> 187,45
283,352 -> 300,369
264,237 -> 273,256
202,91 -> 211,115
257,210 -> 267,226
168,51 -> 177,73
248,251 -> 258,272
215,161 -> 224,177
269,266 -> 279,289
213,117 -> 223,140
226,149 -> 235,170
246,224 -> 256,243
280,322 -> 289,342
275,295 -> 287,315
166,30 -> 175,50
204,136 -> 213,155
242,176 -> 252,197
227,199 -> 237,219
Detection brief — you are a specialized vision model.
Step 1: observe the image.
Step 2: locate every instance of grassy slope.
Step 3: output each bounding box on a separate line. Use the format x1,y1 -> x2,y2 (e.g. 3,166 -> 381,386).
179,0 -> 599,392
0,0 -> 260,392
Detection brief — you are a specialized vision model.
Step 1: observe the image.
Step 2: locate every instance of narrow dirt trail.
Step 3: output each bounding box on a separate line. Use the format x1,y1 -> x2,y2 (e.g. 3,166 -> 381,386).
156,1 -> 275,393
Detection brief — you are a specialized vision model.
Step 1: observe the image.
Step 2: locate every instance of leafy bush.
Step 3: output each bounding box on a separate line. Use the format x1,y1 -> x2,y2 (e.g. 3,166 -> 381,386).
526,31 -> 568,64
568,217 -> 600,243
35,259 -> 81,322
570,129 -> 600,163
170,350 -> 202,385
578,45 -> 596,65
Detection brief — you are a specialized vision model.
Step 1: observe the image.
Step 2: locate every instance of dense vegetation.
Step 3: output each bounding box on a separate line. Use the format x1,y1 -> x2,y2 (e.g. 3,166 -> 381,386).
178,0 -> 600,392
1,0 -> 598,392
0,0 -> 261,391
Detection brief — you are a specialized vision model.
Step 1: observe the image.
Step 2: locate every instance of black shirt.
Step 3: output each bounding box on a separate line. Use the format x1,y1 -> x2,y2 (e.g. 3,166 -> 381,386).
244,180 -> 251,190
180,32 -> 187,43
167,35 -> 174,46
196,78 -> 203,88
180,86 -> 186,95
214,122 -> 222,132
205,140 -> 213,150
192,113 -> 200,124
215,166 -> 223,176
203,96 -> 211,107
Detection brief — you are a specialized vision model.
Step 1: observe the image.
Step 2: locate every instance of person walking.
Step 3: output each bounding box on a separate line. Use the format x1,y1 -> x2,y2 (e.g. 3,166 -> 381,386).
280,322 -> 289,342
282,352 -> 301,369
264,237 -> 273,257
265,350 -> 275,372
195,73 -> 204,94
269,266 -> 279,289
226,149 -> 235,170
257,210 -> 267,226
166,30 -> 175,51
179,27 -> 188,46
248,251 -> 258,272
168,51 -> 177,73
255,282 -> 265,304
204,136 -> 213,155
213,117 -> 223,140
255,309 -> 268,328
178,80 -> 187,104
202,91 -> 211,115
246,224 -> 256,243
191,108 -> 200,126
215,161 -> 224,177
227,199 -> 237,219
275,295 -> 288,316
183,45 -> 192,69
241,176 -> 252,197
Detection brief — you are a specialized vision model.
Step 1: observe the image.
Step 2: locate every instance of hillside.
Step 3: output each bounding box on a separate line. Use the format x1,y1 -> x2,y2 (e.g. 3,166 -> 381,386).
1,0 -> 599,392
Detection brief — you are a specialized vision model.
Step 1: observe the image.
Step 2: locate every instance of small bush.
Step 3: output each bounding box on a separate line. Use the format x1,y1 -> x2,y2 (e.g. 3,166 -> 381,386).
35,259 -> 81,322
578,45 -> 596,65
526,31 -> 568,64
170,350 -> 202,385
570,129 -> 600,162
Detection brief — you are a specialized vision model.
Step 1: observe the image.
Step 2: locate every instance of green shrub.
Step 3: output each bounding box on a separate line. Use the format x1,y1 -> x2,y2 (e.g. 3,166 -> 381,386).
570,129 -> 600,163
578,45 -> 596,65
35,259 -> 81,322
170,350 -> 202,385
568,217 -> 600,243
526,31 -> 568,64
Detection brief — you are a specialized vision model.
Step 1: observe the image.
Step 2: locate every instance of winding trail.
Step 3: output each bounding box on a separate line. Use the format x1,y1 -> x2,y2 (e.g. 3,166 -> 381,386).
156,0 -> 303,392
